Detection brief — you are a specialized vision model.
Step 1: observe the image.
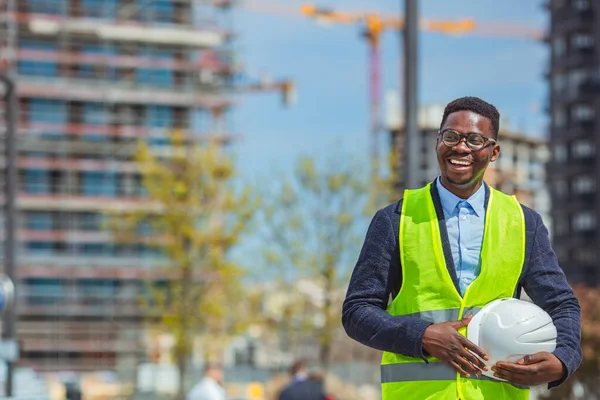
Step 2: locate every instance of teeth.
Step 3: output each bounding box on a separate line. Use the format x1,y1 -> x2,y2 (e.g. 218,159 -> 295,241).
450,159 -> 471,166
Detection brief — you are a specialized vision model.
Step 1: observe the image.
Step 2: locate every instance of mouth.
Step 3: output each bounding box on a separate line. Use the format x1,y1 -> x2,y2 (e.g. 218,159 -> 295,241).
447,158 -> 473,171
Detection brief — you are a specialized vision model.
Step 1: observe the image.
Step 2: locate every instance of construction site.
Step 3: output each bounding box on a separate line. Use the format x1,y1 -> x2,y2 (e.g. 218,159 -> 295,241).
0,0 -> 596,399
0,0 -> 237,373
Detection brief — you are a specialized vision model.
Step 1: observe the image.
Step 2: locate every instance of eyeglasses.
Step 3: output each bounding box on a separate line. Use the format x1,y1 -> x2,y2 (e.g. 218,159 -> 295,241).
438,129 -> 497,151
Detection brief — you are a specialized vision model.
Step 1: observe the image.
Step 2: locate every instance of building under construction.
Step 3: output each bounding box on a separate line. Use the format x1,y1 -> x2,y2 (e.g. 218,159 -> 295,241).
547,0 -> 599,284
0,0 -> 236,372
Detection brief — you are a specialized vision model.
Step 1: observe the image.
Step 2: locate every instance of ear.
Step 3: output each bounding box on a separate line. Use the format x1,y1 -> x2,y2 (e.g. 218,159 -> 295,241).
490,143 -> 500,162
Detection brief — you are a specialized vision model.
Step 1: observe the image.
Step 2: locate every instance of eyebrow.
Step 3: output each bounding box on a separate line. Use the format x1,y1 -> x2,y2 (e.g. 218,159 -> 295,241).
441,128 -> 486,136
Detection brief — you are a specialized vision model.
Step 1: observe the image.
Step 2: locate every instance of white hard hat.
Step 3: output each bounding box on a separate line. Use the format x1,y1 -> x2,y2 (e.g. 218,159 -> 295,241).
467,298 -> 557,380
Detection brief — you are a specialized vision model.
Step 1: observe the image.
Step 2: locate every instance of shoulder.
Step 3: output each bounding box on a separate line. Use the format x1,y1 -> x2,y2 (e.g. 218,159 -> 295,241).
376,199 -> 403,220
369,199 -> 403,235
519,203 -> 544,233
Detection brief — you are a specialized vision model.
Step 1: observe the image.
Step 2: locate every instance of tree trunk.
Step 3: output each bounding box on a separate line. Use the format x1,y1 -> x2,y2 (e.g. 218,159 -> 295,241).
175,249 -> 192,400
175,351 -> 187,400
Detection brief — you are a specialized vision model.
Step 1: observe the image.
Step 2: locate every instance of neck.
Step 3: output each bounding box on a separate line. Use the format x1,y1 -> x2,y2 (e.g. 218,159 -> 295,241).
440,177 -> 483,199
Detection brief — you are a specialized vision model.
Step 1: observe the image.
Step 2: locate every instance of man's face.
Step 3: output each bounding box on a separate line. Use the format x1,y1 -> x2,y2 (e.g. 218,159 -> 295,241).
436,110 -> 500,190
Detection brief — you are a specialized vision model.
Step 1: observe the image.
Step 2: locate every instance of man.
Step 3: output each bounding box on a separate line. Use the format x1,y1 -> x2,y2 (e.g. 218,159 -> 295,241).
342,97 -> 581,399
186,363 -> 226,400
278,361 -> 328,400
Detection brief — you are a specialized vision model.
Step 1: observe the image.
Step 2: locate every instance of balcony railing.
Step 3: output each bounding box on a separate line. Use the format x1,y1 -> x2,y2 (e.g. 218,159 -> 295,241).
16,77 -> 233,108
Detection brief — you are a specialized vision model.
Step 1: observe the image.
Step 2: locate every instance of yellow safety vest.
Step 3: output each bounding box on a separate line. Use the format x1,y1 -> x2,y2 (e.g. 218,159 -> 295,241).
381,183 -> 529,400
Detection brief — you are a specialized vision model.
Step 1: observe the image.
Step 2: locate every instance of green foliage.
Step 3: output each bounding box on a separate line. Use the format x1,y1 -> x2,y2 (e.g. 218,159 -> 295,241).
257,155 -> 370,370
106,135 -> 257,399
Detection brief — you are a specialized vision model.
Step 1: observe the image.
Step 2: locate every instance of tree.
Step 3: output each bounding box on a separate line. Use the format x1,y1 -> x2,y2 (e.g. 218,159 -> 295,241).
540,285 -> 600,400
107,134 -> 257,400
257,155 -> 370,372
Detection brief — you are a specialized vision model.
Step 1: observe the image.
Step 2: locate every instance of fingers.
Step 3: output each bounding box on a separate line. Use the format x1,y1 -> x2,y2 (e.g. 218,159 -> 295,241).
492,363 -> 531,384
517,352 -> 550,365
449,360 -> 471,378
449,315 -> 472,330
495,362 -> 539,374
458,346 -> 488,372
458,334 -> 488,361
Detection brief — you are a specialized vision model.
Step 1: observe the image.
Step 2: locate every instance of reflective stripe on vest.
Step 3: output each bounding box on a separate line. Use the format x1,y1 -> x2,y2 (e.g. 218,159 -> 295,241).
405,307 -> 482,323
381,183 -> 527,400
381,363 -> 529,389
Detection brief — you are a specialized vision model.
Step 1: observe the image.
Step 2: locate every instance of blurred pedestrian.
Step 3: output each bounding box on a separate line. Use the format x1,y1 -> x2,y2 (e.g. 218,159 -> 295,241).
277,361 -> 328,400
342,96 -> 582,399
186,362 -> 226,400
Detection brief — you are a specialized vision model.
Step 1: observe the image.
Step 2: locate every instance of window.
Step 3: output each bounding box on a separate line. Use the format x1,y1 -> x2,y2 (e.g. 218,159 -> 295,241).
554,215 -> 569,236
572,211 -> 596,231
82,103 -> 109,142
83,103 -> 108,125
78,44 -> 115,79
81,0 -> 116,18
573,0 -> 591,11
25,212 -> 53,230
147,105 -> 172,127
571,139 -> 595,158
27,99 -> 67,140
77,243 -> 113,256
26,0 -> 66,15
573,175 -> 596,194
554,179 -> 568,198
18,40 -> 59,76
552,73 -> 566,93
138,0 -> 174,23
553,144 -> 567,163
552,37 -> 566,58
77,213 -> 102,231
81,171 -> 117,196
574,247 -> 596,263
570,33 -> 595,50
553,108 -> 566,128
25,242 -> 54,255
137,49 -> 174,88
24,278 -> 66,305
24,169 -> 50,194
571,104 -> 595,122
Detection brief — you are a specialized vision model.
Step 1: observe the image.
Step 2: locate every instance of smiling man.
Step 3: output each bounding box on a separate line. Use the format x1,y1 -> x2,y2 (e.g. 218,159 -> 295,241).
342,97 -> 582,400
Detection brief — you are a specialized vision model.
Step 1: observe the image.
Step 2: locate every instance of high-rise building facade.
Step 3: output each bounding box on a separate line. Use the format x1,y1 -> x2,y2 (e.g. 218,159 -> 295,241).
547,0 -> 599,283
0,0 -> 235,371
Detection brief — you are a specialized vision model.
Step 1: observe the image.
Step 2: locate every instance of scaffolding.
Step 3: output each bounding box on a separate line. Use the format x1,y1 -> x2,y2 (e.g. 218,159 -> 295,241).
0,0 -> 237,373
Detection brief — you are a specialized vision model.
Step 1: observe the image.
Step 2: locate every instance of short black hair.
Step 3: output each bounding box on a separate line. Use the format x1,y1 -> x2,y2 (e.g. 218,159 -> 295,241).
289,360 -> 306,376
440,96 -> 500,138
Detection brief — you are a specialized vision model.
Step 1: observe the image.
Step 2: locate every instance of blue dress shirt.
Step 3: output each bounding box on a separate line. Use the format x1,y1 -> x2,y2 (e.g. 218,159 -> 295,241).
436,178 -> 486,295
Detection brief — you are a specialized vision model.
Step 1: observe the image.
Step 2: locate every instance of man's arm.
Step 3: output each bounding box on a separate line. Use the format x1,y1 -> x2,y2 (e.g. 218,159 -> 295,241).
517,211 -> 582,387
341,205 -> 431,359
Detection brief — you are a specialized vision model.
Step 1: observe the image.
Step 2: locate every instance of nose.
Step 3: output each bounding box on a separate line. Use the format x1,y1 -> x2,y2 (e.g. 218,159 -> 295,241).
452,138 -> 472,153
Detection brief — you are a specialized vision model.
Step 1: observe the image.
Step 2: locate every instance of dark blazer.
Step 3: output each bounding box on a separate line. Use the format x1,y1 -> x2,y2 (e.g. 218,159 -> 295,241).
278,379 -> 327,400
342,180 -> 582,388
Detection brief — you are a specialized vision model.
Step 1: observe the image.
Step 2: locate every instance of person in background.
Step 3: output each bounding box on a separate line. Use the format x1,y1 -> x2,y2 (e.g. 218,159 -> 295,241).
186,362 -> 226,400
278,360 -> 329,400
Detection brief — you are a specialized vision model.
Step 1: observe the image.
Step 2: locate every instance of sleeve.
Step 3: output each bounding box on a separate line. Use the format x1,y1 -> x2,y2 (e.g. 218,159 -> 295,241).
341,207 -> 432,359
521,212 -> 582,389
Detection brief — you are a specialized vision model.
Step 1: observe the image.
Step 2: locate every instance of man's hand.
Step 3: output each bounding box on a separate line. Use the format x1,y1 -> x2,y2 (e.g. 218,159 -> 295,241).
492,352 -> 566,386
422,315 -> 489,377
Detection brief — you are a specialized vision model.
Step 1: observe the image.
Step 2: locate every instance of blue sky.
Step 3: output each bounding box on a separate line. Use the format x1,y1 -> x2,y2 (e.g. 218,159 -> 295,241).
231,0 -> 549,178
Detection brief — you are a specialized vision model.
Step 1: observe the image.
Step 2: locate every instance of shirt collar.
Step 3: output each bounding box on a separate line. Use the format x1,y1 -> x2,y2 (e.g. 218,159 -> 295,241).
435,177 -> 485,218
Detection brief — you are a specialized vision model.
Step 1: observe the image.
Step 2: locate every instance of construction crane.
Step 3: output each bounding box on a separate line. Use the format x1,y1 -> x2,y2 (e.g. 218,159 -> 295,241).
244,2 -> 544,173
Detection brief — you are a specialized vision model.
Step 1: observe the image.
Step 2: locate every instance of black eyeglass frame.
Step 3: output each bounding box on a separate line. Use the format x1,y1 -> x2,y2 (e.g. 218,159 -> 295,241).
437,129 -> 497,151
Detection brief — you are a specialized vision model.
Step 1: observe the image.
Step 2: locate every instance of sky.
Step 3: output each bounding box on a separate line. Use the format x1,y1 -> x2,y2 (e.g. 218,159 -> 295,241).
230,0 -> 549,178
